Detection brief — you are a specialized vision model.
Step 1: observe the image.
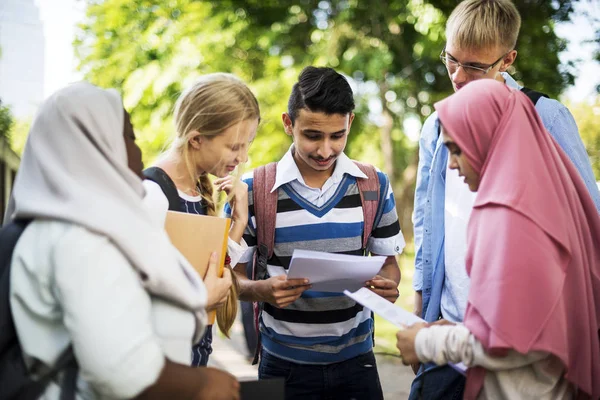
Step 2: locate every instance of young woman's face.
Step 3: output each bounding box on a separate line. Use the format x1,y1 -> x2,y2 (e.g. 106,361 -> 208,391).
441,127 -> 480,192
123,110 -> 144,179
192,118 -> 259,178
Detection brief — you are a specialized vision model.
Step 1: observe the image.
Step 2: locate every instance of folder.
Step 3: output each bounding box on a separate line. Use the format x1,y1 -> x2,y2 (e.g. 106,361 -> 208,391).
164,210 -> 231,324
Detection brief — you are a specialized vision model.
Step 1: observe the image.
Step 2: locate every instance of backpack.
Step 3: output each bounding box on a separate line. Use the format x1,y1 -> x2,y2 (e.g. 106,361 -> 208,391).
143,166 -> 184,212
521,87 -> 549,105
249,161 -> 389,364
0,219 -> 77,400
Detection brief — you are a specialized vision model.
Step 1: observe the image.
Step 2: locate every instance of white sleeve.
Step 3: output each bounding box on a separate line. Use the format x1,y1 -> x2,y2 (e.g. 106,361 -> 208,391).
415,325 -> 548,370
227,236 -> 248,267
238,245 -> 256,265
142,179 -> 169,227
53,234 -> 165,398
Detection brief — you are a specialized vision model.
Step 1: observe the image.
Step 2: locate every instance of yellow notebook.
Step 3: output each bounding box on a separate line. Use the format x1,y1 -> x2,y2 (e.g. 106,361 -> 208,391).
164,210 -> 231,324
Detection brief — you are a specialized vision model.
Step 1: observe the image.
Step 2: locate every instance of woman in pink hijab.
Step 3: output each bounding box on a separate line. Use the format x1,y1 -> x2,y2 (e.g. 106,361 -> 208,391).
396,79 -> 600,399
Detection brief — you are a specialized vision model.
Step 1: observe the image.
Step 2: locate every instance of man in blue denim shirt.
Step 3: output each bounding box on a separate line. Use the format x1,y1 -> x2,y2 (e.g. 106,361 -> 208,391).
410,1 -> 600,399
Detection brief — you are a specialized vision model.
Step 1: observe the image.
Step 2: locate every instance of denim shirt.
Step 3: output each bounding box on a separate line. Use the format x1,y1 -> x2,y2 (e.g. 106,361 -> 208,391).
413,73 -> 600,323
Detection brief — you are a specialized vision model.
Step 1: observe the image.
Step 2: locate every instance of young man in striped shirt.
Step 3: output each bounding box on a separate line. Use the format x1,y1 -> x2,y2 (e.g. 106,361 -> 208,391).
228,66 -> 405,399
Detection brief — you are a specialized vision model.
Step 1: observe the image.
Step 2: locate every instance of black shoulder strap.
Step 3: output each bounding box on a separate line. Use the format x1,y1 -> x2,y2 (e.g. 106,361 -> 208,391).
0,219 -> 78,400
520,87 -> 549,105
0,219 -> 32,351
143,166 -> 183,212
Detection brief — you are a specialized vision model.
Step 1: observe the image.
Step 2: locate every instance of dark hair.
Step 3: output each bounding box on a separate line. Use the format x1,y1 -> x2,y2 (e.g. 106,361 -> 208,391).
287,66 -> 355,124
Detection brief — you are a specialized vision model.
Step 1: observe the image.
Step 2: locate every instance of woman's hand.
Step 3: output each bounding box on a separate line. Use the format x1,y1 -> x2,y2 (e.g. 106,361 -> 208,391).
215,176 -> 248,224
396,322 -> 428,365
203,252 -> 233,311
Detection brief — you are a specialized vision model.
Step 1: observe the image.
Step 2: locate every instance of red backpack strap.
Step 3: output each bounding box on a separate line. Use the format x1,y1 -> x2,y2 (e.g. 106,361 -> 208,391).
252,162 -> 278,278
354,161 -> 381,250
250,162 -> 278,365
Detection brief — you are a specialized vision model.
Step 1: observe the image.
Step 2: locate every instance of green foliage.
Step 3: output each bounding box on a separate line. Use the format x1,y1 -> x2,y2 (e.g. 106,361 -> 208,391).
76,0 -> 582,240
0,100 -> 13,141
568,97 -> 600,180
8,118 -> 32,156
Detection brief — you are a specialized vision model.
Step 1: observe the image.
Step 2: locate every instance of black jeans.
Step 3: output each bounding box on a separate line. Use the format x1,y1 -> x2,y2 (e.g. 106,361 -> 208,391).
408,363 -> 465,400
258,350 -> 384,400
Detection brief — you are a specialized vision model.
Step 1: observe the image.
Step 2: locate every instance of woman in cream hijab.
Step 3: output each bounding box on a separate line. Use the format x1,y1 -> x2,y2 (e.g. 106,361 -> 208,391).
6,82 -> 239,399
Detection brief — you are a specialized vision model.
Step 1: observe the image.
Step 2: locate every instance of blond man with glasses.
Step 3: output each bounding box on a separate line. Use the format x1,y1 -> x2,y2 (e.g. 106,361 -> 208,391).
409,1 -> 600,399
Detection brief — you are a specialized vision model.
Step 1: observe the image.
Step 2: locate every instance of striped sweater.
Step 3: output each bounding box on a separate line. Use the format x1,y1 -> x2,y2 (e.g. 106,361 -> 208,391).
230,169 -> 404,364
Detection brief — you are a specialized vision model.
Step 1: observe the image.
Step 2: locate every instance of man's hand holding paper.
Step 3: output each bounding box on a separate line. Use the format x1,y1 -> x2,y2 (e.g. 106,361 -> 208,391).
261,275 -> 312,308
366,274 -> 399,303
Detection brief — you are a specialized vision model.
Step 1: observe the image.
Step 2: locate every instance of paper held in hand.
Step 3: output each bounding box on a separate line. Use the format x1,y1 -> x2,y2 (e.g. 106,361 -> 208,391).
344,287 -> 467,375
164,210 -> 230,324
286,249 -> 387,292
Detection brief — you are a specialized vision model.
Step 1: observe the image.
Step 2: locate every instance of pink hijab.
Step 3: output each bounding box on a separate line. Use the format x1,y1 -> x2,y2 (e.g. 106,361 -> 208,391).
435,79 -> 600,399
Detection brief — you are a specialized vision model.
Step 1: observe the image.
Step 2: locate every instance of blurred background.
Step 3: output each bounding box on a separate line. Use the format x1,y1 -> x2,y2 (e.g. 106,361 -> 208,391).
1,0 -> 599,375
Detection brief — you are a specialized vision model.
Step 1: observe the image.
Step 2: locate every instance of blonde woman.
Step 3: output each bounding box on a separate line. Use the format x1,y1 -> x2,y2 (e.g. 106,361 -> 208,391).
144,73 -> 260,367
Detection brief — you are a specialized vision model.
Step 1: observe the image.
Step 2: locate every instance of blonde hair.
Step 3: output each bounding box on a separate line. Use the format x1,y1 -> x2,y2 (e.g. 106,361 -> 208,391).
172,73 -> 260,336
446,0 -> 521,52
172,73 -> 260,216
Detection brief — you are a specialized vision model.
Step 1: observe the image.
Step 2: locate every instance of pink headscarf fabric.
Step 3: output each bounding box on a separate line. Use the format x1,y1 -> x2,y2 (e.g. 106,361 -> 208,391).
434,79 -> 600,399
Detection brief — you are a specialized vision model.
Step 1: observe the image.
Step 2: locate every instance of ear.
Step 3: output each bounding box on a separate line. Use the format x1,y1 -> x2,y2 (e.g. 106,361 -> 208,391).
347,113 -> 355,131
499,49 -> 517,72
188,130 -> 203,150
282,113 -> 293,137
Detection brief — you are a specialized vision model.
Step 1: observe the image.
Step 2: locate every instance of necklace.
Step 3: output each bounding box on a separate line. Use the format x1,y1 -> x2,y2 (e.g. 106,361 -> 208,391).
180,186 -> 201,197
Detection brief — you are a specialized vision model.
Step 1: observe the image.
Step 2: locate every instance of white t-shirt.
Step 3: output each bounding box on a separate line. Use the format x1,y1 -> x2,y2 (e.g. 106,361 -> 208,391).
10,220 -> 196,399
442,163 -> 476,322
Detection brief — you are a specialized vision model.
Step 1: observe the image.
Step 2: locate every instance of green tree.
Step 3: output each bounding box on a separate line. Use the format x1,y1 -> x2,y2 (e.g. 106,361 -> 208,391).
568,97 -> 600,180
76,0 -> 580,240
0,100 -> 14,142
8,118 -> 32,156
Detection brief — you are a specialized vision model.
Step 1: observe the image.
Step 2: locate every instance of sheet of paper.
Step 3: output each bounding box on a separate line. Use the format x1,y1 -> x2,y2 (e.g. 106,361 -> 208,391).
344,287 -> 467,375
286,249 -> 386,293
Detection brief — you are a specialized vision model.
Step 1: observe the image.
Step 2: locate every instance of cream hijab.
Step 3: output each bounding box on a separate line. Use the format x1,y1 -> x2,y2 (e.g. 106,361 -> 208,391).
5,82 -> 207,341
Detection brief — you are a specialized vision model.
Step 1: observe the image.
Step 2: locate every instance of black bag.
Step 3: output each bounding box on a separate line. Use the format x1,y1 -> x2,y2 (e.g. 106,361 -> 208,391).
0,219 -> 77,400
143,166 -> 184,212
521,87 -> 549,105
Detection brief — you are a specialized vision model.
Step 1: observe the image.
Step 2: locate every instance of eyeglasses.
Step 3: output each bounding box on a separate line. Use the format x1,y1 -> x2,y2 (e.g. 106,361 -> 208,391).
440,48 -> 508,77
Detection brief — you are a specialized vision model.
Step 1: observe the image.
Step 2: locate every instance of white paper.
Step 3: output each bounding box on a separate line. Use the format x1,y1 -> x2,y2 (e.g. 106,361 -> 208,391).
286,249 -> 386,293
344,287 -> 467,375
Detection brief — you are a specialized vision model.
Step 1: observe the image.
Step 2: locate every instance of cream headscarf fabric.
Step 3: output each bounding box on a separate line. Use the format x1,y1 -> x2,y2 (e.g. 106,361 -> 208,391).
5,82 -> 207,341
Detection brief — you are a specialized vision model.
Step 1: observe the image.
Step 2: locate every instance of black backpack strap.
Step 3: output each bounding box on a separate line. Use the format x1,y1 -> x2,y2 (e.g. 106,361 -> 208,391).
0,219 -> 32,351
143,166 -> 183,212
0,219 -> 78,400
31,346 -> 78,400
521,87 -> 549,105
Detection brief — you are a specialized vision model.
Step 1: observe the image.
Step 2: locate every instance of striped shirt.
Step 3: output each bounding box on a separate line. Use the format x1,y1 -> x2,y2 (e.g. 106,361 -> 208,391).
226,150 -> 405,364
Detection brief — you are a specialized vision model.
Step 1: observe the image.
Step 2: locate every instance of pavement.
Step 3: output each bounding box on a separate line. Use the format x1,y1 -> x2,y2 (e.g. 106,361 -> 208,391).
208,311 -> 415,399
